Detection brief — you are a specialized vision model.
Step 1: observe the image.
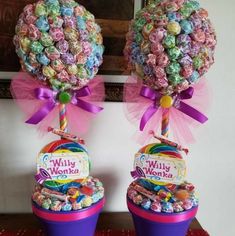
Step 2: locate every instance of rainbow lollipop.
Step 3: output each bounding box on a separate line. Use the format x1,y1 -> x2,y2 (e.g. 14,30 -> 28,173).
38,139 -> 90,188
139,143 -> 183,159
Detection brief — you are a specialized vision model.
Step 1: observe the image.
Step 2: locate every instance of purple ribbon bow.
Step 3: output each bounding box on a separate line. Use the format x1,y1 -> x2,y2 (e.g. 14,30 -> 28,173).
26,86 -> 103,125
35,168 -> 52,184
140,86 -> 208,131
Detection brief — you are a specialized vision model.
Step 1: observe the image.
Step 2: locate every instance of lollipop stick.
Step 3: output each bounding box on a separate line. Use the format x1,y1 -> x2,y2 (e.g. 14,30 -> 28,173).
161,108 -> 170,137
59,103 -> 68,133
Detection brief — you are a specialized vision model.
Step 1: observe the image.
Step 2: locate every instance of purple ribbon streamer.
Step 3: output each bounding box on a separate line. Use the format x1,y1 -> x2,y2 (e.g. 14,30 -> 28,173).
139,86 -> 208,131
26,88 -> 57,124
71,86 -> 103,114
26,86 -> 103,125
35,168 -> 52,184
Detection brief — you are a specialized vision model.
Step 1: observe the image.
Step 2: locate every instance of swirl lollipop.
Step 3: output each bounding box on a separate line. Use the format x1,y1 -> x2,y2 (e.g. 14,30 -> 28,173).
11,0 -> 105,135
123,0 -> 216,144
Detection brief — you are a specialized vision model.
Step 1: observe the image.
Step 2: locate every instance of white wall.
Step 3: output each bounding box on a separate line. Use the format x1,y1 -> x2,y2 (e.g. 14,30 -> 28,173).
0,0 -> 235,235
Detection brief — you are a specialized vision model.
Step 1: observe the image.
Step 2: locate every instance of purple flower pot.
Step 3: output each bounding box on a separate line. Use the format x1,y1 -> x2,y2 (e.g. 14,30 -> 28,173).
32,198 -> 105,236
127,197 -> 198,236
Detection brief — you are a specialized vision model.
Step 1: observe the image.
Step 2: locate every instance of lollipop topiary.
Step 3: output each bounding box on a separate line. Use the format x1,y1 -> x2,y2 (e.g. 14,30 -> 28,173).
123,0 -> 216,144
11,0 -> 105,135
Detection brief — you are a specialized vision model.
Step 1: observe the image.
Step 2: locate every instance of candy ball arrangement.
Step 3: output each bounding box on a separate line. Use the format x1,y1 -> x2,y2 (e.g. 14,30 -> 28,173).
128,179 -> 198,213
33,177 -> 104,212
14,0 -> 104,91
124,0 -> 216,94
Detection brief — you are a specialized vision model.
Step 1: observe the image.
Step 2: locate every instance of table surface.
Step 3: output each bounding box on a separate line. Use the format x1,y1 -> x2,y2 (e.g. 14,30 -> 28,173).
0,213 -> 202,231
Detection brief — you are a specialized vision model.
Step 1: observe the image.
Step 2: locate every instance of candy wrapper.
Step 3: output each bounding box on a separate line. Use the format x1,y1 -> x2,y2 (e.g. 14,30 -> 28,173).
11,72 -> 105,135
14,0 -> 104,91
124,0 -> 216,95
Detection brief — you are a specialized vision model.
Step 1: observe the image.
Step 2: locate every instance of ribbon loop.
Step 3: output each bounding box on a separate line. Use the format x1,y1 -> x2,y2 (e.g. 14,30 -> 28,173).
139,86 -> 208,131
35,88 -> 57,100
75,86 -> 91,97
72,86 -> 103,114
179,87 -> 194,100
140,86 -> 159,100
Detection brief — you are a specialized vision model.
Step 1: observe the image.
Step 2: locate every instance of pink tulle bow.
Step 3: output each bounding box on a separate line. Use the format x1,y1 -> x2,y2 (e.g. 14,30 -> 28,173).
124,75 -> 211,146
11,72 -> 105,136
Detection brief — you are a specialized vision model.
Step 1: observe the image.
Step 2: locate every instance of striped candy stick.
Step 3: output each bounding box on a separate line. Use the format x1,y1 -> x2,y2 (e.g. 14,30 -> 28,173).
160,95 -> 172,138
59,103 -> 68,133
161,108 -> 170,138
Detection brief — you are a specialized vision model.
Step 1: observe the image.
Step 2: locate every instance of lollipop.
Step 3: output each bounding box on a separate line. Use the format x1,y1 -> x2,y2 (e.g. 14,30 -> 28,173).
124,0 -> 216,94
139,143 -> 183,159
41,139 -> 88,154
14,0 -> 104,91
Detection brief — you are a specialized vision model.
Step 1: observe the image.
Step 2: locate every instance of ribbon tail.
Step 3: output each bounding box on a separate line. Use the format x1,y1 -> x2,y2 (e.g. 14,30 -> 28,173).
76,99 -> 103,114
177,101 -> 208,124
140,105 -> 159,131
26,101 -> 56,124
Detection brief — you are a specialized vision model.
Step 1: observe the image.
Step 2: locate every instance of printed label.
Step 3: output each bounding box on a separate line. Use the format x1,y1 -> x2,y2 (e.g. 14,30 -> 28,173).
132,153 -> 186,184
36,153 -> 89,182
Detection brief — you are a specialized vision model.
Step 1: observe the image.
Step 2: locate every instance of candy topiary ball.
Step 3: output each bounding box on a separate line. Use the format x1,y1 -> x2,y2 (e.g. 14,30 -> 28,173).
13,0 -> 104,91
124,0 -> 216,95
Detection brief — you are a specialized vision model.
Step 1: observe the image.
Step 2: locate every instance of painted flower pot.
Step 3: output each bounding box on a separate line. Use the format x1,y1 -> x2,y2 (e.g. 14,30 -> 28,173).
127,197 -> 198,236
32,198 -> 105,236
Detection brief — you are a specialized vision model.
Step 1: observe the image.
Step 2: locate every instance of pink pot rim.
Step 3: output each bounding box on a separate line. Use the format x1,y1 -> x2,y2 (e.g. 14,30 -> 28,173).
32,198 -> 105,222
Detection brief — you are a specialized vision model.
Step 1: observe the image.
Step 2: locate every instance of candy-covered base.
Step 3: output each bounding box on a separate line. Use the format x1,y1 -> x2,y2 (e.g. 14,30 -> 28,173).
32,198 -> 105,236
127,198 -> 197,236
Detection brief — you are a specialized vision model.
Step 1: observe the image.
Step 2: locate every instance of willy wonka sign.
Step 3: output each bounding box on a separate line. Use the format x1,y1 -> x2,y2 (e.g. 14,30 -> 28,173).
36,153 -> 90,182
132,153 -> 186,185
